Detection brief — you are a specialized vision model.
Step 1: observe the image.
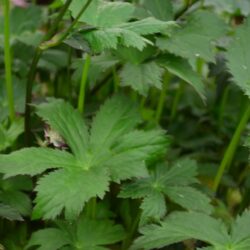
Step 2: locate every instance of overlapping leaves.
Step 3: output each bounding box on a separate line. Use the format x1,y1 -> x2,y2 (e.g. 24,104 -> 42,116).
0,96 -> 168,219
66,0 -> 176,52
132,210 -> 250,250
119,158 -> 213,225
26,217 -> 125,250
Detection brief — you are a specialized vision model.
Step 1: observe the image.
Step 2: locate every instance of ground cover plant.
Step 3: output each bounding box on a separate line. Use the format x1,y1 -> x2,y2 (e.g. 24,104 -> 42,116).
0,0 -> 250,249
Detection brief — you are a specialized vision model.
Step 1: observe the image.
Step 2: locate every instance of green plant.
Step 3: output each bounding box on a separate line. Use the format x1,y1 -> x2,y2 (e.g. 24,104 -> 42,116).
0,0 -> 250,249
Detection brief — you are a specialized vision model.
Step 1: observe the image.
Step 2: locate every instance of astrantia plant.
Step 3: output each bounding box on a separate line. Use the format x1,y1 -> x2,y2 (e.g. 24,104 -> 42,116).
0,95 -> 168,220
1,0 -> 250,249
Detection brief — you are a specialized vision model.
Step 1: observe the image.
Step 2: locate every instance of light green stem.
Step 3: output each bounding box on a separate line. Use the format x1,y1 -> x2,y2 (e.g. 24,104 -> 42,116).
155,72 -> 170,123
218,85 -> 230,129
77,54 -> 91,114
112,66 -> 119,92
3,0 -> 15,122
170,81 -> 185,122
213,103 -> 250,192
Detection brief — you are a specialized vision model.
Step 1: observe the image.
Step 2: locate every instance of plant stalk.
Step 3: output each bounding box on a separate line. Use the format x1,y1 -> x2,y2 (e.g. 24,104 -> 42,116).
78,53 -> 91,114
213,103 -> 250,192
3,0 -> 15,122
155,72 -> 170,123
24,0 -> 92,144
170,81 -> 185,122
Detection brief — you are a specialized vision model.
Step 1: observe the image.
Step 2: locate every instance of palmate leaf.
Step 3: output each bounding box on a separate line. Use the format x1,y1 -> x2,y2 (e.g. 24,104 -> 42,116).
0,96 -> 168,219
133,210 -> 250,250
26,218 -> 125,250
226,17 -> 250,98
83,18 -> 176,52
158,54 -> 205,102
67,0 -> 176,52
157,10 -> 227,62
132,211 -> 229,250
120,62 -> 164,96
119,158 -> 212,225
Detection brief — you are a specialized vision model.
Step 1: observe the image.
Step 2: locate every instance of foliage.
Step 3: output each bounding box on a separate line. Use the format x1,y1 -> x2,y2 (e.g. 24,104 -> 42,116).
0,0 -> 250,249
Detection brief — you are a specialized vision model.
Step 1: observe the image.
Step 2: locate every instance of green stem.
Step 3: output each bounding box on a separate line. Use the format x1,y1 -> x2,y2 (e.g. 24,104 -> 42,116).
3,0 -> 15,122
112,66 -> 119,93
86,198 -> 96,219
218,85 -> 229,129
78,54 -> 91,114
155,72 -> 170,123
40,0 -> 93,50
24,0 -> 89,143
170,81 -> 185,122
213,103 -> 250,193
122,210 -> 141,250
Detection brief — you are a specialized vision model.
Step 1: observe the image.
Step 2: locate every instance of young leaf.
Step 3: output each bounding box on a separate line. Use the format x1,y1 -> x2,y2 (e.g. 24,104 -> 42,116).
157,10 -> 227,62
120,62 -> 164,95
226,17 -> 250,98
120,158 -> 213,224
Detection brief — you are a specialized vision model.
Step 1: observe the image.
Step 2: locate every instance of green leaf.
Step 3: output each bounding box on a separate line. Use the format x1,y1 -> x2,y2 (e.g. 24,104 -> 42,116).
132,211 -> 230,250
33,167 -> 109,220
76,218 -> 125,248
26,228 -> 70,250
0,96 -> 167,219
0,203 -> 23,221
0,118 -> 24,152
106,130 -> 168,182
83,18 -> 176,52
157,10 -> 227,62
120,158 -> 212,224
158,54 -> 205,101
143,0 -> 173,21
90,95 -> 140,154
120,62 -> 164,95
118,17 -> 175,35
226,17 -> 250,98
27,218 -> 125,250
36,99 -> 89,162
0,148 -> 77,178
69,0 -> 134,28
165,186 -> 213,214
231,210 -> 250,243
140,191 -> 166,224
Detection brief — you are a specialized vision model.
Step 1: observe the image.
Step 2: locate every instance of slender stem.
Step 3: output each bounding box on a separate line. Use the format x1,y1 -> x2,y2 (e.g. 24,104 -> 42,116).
86,197 -> 96,219
112,66 -> 119,93
3,0 -> 15,122
24,0 -> 91,143
45,0 -> 73,40
78,54 -> 91,114
155,72 -> 170,123
174,0 -> 200,19
213,103 -> 250,193
24,48 -> 42,145
218,85 -> 229,129
41,0 -> 93,50
170,81 -> 185,122
122,210 -> 141,250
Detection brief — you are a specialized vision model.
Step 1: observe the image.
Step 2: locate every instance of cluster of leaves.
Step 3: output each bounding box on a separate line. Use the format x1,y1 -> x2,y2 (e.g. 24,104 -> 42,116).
0,0 -> 250,249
